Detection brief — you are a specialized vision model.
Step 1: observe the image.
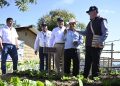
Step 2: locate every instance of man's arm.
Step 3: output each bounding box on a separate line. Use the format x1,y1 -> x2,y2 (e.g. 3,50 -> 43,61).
15,38 -> 19,49
78,35 -> 84,45
0,37 -> 3,50
49,29 -> 55,47
0,28 -> 3,49
14,28 -> 19,49
98,20 -> 108,44
77,29 -> 87,36
63,29 -> 67,41
95,20 -> 108,48
34,33 -> 40,55
73,32 -> 83,46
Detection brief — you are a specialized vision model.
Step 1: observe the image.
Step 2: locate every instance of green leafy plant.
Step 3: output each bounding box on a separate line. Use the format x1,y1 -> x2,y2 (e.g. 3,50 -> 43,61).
110,70 -> 120,76
10,77 -> 21,86
22,79 -> 36,86
45,80 -> 55,86
77,75 -> 84,80
78,79 -> 83,86
22,79 -> 30,86
0,79 -> 6,86
61,76 -> 71,81
102,79 -> 111,86
111,78 -> 120,86
93,77 -> 100,81
36,81 -> 44,86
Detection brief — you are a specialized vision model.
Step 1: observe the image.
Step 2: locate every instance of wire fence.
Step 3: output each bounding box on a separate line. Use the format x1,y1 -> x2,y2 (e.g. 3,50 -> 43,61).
80,39 -> 120,72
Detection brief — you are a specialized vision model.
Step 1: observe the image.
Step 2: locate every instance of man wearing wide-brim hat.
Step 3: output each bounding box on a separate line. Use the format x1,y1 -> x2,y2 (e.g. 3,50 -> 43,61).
63,18 -> 83,76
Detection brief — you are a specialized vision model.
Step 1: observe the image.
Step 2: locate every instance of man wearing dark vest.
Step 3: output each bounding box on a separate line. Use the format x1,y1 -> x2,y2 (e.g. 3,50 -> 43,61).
79,6 -> 108,79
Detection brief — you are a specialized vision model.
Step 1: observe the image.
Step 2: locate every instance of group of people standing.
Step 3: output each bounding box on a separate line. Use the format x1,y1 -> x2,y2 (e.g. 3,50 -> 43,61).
0,6 -> 108,79
34,17 -> 82,76
34,6 -> 108,78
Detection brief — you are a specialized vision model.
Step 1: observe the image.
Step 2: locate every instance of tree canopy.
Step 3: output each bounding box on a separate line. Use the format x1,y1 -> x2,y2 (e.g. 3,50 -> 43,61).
38,9 -> 76,31
77,23 -> 86,30
37,9 -> 86,31
0,0 -> 37,11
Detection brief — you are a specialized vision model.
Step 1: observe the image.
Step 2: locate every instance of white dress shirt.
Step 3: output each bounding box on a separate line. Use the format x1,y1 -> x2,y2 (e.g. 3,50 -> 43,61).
64,29 -> 83,49
50,26 -> 66,47
34,30 -> 52,51
0,25 -> 18,45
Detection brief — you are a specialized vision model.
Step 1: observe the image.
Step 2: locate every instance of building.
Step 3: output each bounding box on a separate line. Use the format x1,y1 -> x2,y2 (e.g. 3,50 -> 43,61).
16,25 -> 39,60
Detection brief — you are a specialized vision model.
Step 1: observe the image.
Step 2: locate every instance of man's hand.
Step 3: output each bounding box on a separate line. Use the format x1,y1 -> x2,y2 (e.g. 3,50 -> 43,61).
95,43 -> 99,48
0,43 -> 3,51
16,45 -> 19,50
95,42 -> 102,48
0,39 -> 3,50
35,51 -> 37,55
73,41 -> 78,46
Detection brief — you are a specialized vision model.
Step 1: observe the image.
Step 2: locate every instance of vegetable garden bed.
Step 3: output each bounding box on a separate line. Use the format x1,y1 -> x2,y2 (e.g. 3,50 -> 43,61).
0,60 -> 120,86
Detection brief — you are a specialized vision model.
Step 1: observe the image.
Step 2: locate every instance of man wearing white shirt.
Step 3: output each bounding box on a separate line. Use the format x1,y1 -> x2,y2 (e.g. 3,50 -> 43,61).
34,22 -> 51,71
64,18 -> 83,76
0,18 -> 19,75
50,17 -> 66,74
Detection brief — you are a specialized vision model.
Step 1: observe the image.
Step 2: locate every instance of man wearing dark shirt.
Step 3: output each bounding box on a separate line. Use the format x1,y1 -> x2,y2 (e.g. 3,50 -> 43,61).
79,6 -> 108,79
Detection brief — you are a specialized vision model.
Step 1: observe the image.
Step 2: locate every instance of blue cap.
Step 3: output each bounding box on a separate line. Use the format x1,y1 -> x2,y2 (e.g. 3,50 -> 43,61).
57,17 -> 64,21
86,6 -> 98,13
41,22 -> 47,26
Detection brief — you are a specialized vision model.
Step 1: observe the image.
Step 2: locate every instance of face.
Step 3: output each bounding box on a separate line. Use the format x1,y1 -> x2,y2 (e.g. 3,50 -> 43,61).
88,10 -> 97,19
42,26 -> 47,32
69,22 -> 76,29
57,21 -> 64,28
7,19 -> 13,27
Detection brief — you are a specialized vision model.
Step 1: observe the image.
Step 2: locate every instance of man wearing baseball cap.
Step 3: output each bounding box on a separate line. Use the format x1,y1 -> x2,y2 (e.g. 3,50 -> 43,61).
34,21 -> 52,71
50,17 -> 66,74
86,6 -> 98,13
79,6 -> 108,79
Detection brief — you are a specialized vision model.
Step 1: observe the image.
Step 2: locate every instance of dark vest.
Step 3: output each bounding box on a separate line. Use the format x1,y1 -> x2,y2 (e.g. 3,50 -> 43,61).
85,17 -> 104,46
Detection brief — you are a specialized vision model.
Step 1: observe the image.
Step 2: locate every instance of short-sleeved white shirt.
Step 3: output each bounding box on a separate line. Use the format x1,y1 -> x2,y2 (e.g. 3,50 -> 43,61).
0,25 -> 18,45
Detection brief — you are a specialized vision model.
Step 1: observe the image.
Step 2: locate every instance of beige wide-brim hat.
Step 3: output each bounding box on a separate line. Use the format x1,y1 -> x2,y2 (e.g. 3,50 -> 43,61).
69,18 -> 76,24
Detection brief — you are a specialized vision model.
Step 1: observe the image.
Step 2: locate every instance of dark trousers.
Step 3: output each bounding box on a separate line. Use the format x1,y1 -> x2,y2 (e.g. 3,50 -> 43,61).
64,48 -> 80,76
1,43 -> 18,74
39,47 -> 48,71
83,46 -> 103,78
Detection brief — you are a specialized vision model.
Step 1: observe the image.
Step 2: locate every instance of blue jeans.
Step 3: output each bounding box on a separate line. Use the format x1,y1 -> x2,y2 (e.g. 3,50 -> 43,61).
1,43 -> 18,74
39,47 -> 48,71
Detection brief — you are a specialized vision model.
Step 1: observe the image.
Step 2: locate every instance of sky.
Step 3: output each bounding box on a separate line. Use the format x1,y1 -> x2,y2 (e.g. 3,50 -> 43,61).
0,0 -> 120,58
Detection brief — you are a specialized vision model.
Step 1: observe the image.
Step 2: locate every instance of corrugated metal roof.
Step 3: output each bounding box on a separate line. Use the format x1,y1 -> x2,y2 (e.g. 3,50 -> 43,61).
16,25 -> 39,34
